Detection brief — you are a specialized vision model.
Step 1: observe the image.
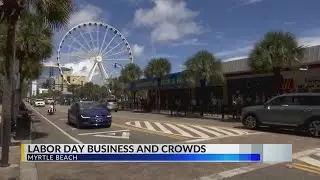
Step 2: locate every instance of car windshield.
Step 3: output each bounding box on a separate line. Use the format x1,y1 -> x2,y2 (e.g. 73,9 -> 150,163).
47,98 -> 53,100
36,99 -> 44,101
81,102 -> 107,109
107,99 -> 117,102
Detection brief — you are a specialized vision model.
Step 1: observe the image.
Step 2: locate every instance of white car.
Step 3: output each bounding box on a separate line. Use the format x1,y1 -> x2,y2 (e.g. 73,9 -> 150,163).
46,98 -> 55,105
34,99 -> 45,107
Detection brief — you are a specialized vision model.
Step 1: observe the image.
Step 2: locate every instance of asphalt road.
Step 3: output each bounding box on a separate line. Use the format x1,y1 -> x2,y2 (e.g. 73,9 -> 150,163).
26,103 -> 320,180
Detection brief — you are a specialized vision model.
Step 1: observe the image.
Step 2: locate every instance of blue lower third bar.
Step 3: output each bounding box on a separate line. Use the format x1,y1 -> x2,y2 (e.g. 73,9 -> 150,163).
26,154 -> 261,162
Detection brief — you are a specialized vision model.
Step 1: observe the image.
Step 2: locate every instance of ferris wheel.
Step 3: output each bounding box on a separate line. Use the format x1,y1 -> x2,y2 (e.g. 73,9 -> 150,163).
57,21 -> 134,86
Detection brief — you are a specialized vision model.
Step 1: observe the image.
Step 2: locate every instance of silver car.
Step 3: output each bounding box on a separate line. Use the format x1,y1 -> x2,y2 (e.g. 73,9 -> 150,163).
241,93 -> 320,137
106,99 -> 118,112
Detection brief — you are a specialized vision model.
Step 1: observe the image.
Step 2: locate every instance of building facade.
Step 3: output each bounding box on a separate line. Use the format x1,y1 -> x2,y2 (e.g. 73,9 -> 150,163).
129,45 -> 320,111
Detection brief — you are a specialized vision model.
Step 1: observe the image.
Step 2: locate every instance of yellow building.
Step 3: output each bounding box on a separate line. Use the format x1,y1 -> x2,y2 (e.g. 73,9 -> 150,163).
63,70 -> 87,86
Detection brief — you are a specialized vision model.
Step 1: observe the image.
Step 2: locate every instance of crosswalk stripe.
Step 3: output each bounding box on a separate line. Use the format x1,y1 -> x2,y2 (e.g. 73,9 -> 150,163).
176,124 -> 211,138
191,125 -> 225,137
165,123 -> 194,138
206,126 -> 235,136
133,121 -> 142,128
298,156 -> 320,167
154,122 -> 173,134
144,121 -> 156,131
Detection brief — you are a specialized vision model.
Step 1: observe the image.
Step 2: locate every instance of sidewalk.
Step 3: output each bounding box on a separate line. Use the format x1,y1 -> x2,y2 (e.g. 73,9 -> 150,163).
0,146 -> 20,180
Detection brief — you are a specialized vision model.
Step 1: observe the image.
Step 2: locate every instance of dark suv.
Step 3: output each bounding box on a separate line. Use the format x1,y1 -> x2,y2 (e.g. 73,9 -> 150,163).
241,93 -> 320,137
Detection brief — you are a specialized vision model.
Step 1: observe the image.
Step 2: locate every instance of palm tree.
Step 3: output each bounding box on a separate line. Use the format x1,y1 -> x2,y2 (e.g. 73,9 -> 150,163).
16,12 -> 53,110
144,58 -> 171,113
184,50 -> 224,117
120,63 -> 142,109
0,0 -> 74,166
249,31 -> 304,94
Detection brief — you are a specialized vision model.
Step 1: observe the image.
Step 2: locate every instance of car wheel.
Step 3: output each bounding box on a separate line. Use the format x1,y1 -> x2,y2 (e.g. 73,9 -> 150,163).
114,110 -> 118,112
106,124 -> 111,128
243,115 -> 259,130
76,120 -> 82,129
307,119 -> 320,137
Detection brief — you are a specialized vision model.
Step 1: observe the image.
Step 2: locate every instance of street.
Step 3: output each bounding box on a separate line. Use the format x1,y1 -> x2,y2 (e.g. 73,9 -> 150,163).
27,104 -> 320,180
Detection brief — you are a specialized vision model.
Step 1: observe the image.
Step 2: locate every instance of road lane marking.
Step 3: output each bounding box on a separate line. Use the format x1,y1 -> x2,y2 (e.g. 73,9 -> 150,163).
286,163 -> 320,175
180,132 -> 265,143
191,125 -> 224,136
194,148 -> 320,180
206,126 -> 235,136
291,162 -> 320,171
154,122 -> 173,134
112,123 -> 188,140
164,123 -> 194,138
94,132 -> 130,139
298,156 -> 320,167
28,104 -> 83,144
125,121 -> 253,139
144,121 -> 156,131
176,124 -> 210,138
114,114 -> 252,133
134,121 -> 142,128
78,130 -> 130,136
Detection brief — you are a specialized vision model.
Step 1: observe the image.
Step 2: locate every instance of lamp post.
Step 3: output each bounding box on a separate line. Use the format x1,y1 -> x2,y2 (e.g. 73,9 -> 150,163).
114,63 -> 124,109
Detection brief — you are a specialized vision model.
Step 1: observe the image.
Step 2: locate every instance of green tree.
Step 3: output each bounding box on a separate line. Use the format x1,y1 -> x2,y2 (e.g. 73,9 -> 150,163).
249,31 -> 304,94
144,58 -> 171,112
106,77 -> 122,98
184,50 -> 224,117
120,63 -> 142,109
0,0 -> 74,166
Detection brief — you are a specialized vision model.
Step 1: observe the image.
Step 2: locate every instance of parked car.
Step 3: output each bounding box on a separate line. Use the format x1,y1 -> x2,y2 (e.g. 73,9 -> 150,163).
241,93 -> 320,137
34,99 -> 45,107
67,101 -> 112,129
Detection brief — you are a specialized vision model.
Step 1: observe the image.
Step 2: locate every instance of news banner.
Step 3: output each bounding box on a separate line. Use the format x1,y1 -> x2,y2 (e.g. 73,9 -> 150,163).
21,144 -> 292,163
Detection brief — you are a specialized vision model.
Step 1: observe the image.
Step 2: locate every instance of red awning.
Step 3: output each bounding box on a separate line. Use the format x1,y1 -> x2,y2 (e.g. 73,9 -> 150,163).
282,78 -> 294,90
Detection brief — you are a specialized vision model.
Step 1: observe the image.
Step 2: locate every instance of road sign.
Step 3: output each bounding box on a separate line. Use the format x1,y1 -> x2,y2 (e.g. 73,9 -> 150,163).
78,130 -> 130,139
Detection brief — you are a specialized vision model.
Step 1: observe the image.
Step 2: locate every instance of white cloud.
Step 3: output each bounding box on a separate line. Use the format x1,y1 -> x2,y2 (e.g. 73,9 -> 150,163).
298,37 -> 320,47
68,5 -> 105,28
222,56 -> 248,62
133,0 -> 204,42
244,0 -> 264,5
121,28 -> 131,38
132,44 -> 144,57
215,46 -> 253,57
171,38 -> 206,46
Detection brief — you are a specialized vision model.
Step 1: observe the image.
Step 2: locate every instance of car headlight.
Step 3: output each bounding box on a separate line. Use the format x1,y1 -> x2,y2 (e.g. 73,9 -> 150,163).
107,115 -> 112,118
80,115 -> 90,119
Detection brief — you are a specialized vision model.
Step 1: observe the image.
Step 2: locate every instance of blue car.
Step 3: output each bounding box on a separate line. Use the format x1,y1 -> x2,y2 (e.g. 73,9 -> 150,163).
67,101 -> 112,129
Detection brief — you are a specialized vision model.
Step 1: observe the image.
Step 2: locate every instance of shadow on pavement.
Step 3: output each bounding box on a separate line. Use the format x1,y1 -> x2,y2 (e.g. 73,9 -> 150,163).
31,131 -> 49,140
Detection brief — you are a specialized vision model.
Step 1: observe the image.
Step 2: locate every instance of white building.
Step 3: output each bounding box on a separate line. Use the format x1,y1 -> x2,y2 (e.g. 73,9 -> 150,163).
28,80 -> 38,97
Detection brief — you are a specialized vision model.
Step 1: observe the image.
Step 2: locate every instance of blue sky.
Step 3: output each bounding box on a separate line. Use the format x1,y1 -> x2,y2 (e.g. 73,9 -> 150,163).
42,0 -> 320,83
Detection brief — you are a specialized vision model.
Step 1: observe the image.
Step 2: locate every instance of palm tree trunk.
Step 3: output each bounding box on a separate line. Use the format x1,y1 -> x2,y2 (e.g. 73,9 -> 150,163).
1,20 -> 17,167
157,78 -> 161,113
200,79 -> 206,117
